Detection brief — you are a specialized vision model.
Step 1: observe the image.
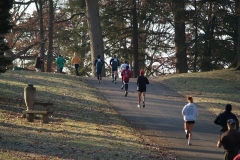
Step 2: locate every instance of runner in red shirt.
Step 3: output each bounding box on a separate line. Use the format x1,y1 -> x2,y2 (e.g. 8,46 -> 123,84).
121,66 -> 131,97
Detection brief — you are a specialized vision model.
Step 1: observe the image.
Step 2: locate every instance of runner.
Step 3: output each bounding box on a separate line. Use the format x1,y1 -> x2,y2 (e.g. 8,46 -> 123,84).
71,53 -> 80,76
120,60 -> 131,71
214,104 -> 239,135
120,61 -> 131,89
137,70 -> 149,108
217,119 -> 240,160
94,55 -> 104,84
56,55 -> 66,73
109,55 -> 119,84
182,96 -> 198,145
121,66 -> 131,97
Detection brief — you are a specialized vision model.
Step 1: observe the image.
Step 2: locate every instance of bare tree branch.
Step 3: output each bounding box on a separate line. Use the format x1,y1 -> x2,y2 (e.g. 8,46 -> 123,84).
55,13 -> 85,23
14,0 -> 35,5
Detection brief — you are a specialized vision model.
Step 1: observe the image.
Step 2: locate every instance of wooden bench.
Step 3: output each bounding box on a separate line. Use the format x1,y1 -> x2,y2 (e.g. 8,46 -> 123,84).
23,110 -> 53,123
23,102 -> 53,123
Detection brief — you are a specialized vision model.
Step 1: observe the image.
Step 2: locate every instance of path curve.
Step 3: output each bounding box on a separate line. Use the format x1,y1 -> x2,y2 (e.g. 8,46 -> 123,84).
87,77 -> 223,160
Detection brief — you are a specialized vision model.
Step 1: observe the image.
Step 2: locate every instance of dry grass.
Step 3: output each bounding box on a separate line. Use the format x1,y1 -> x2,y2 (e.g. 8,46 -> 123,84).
0,70 -> 175,160
156,69 -> 240,117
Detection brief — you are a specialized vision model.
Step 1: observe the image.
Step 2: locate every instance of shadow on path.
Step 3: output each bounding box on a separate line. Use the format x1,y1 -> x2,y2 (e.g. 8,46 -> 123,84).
87,77 -> 223,160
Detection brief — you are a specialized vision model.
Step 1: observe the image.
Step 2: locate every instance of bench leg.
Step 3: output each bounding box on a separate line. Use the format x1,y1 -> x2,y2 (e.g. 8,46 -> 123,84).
26,113 -> 34,122
42,114 -> 49,123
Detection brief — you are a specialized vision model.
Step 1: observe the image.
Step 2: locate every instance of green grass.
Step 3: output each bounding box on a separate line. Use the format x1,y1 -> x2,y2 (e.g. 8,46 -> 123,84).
0,70 -> 173,160
157,69 -> 240,116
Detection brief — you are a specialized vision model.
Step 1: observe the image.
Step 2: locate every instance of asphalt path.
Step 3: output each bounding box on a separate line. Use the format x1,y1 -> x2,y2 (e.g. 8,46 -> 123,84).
87,77 -> 223,160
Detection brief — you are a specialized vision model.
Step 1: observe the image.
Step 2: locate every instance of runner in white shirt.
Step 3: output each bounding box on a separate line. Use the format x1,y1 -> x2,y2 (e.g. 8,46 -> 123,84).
120,61 -> 131,71
120,61 -> 131,89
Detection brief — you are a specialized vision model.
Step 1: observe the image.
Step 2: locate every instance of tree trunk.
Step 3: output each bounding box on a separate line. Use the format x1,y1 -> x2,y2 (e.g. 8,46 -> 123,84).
35,0 -> 45,72
85,0 -> 105,76
132,0 -> 139,77
233,0 -> 240,69
173,0 -> 187,73
201,3 -> 215,71
47,0 -> 53,72
193,0 -> 198,72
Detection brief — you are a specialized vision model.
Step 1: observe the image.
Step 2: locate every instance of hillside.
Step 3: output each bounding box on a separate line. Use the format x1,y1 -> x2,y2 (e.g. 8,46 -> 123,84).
156,69 -> 240,117
0,70 -> 173,159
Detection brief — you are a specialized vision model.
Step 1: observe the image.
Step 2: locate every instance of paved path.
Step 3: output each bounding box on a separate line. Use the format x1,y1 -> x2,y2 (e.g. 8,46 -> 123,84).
87,77 -> 223,160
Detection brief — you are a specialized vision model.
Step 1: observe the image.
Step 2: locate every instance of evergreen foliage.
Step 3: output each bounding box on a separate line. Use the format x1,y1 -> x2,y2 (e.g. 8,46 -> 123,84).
0,0 -> 13,73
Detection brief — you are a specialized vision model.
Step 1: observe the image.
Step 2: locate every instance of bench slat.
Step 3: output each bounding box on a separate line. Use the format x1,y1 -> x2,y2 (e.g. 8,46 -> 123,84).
23,110 -> 53,114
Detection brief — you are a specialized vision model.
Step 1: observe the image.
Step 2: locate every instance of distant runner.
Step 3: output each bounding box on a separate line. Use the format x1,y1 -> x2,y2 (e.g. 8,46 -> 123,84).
137,70 -> 149,108
121,66 -> 131,97
56,55 -> 66,73
109,55 -> 119,84
94,55 -> 104,84
120,61 -> 131,89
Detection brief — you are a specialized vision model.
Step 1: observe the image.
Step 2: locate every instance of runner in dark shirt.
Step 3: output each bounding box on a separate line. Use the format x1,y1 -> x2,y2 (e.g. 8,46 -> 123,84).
217,119 -> 240,160
137,70 -> 149,108
214,104 -> 239,134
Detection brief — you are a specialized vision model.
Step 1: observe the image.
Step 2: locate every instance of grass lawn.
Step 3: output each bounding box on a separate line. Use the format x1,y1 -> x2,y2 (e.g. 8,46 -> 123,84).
0,70 -> 174,160
156,69 -> 240,117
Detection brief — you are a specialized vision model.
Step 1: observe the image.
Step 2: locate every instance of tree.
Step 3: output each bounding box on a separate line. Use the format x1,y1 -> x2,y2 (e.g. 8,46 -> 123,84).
47,0 -> 54,72
233,0 -> 240,70
85,0 -> 105,76
0,0 -> 13,73
35,0 -> 46,72
173,0 -> 188,73
132,0 -> 139,77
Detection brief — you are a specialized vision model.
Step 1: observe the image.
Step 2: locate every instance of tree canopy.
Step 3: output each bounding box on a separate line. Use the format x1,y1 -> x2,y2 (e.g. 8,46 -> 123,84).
5,0 -> 240,76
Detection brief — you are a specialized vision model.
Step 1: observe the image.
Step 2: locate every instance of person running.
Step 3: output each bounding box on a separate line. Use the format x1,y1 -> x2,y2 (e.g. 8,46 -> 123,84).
109,55 -> 119,84
214,104 -> 239,135
120,61 -> 131,89
71,53 -> 80,76
121,65 -> 131,97
56,55 -> 66,73
120,60 -> 131,71
217,119 -> 240,160
182,96 -> 198,145
94,55 -> 104,84
137,70 -> 149,108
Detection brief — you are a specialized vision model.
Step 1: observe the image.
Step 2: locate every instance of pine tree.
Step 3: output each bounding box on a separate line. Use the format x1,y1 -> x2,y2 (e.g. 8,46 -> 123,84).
0,0 -> 13,73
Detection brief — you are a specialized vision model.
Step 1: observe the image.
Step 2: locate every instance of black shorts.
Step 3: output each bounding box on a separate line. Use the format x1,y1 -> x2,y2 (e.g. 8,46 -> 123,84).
185,121 -> 195,124
137,86 -> 146,92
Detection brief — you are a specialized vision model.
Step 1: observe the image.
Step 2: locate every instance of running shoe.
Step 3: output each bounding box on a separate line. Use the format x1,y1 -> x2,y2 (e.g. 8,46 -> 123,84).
188,141 -> 192,145
142,101 -> 145,108
125,91 -> 128,97
186,131 -> 190,139
114,81 -> 117,84
137,104 -> 141,108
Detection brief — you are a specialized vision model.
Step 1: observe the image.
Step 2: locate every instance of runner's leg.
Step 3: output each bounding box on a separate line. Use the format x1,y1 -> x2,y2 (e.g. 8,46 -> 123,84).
138,92 -> 142,107
142,92 -> 146,107
188,123 -> 194,142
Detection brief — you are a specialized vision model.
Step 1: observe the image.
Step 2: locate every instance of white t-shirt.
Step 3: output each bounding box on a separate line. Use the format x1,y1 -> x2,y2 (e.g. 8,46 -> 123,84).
182,103 -> 198,121
120,63 -> 131,71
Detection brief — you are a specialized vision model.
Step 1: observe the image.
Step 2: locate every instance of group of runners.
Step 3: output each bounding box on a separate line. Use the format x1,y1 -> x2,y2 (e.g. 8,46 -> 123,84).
182,96 -> 240,160
71,53 -> 240,159
94,54 -> 149,108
